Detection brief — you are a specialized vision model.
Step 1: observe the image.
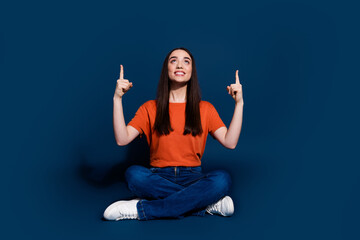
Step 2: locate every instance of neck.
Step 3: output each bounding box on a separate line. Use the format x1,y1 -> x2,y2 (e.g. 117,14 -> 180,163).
169,82 -> 187,103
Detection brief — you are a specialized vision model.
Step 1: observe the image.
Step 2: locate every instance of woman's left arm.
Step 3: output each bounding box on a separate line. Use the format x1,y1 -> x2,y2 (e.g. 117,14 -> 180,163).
213,70 -> 244,149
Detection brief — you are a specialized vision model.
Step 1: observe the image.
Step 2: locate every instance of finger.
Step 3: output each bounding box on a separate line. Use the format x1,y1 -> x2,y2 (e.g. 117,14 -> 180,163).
125,82 -> 132,89
120,64 -> 124,79
117,82 -> 130,89
231,85 -> 239,95
122,86 -> 131,92
123,79 -> 130,83
235,70 -> 240,84
117,79 -> 129,83
231,85 -> 241,91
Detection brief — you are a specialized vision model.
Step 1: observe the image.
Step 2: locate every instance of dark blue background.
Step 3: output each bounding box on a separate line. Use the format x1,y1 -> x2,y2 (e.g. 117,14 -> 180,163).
1,0 -> 359,239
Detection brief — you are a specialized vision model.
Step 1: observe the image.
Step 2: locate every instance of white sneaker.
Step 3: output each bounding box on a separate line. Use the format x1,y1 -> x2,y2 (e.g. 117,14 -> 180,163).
206,196 -> 234,216
103,199 -> 140,220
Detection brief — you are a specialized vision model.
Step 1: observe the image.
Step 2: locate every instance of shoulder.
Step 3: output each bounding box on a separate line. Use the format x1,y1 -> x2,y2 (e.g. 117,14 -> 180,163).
141,100 -> 156,108
200,100 -> 216,110
138,100 -> 156,113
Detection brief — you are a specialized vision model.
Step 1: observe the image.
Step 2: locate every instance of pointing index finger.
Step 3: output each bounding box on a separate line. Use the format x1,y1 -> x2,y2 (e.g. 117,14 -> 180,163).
235,70 -> 240,84
120,64 -> 124,79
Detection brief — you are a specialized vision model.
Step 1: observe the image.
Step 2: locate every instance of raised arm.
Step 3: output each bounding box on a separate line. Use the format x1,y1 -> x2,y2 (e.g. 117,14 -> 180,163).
213,70 -> 244,149
113,64 -> 140,146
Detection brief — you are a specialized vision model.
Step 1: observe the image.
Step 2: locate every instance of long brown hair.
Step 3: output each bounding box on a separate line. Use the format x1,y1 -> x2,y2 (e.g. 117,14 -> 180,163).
154,47 -> 203,136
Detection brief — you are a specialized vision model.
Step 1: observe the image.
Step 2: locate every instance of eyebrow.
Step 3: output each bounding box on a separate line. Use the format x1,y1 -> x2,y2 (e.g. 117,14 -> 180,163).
169,56 -> 191,61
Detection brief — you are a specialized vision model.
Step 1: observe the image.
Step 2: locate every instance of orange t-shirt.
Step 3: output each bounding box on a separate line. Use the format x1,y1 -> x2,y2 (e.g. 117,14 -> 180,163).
128,100 -> 226,167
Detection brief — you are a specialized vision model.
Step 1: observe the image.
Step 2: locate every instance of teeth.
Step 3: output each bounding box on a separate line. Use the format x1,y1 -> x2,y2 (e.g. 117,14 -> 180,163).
175,72 -> 184,75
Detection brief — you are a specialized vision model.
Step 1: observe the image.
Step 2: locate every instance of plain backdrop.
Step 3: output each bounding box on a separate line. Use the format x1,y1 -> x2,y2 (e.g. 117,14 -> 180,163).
1,0 -> 359,239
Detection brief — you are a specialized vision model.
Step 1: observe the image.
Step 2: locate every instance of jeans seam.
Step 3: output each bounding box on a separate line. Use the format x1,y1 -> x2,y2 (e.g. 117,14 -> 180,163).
139,200 -> 147,221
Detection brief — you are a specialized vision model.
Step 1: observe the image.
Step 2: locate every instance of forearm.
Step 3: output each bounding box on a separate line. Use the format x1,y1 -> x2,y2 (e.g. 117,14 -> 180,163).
113,96 -> 130,145
224,100 -> 244,149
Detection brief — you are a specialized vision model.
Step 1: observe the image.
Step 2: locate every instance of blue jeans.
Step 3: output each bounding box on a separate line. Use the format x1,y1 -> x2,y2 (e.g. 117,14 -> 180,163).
125,165 -> 232,221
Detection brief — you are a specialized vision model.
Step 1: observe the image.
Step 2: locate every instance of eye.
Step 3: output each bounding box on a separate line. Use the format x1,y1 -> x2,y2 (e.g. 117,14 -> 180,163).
170,59 -> 176,63
185,60 -> 190,64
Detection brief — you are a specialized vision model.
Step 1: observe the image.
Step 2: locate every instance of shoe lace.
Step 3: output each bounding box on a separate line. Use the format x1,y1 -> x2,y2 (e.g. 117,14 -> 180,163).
206,201 -> 223,215
116,213 -> 134,220
116,208 -> 138,220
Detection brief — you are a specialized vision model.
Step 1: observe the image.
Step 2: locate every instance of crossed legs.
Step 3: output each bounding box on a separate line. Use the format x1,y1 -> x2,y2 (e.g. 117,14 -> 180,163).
124,165 -> 231,220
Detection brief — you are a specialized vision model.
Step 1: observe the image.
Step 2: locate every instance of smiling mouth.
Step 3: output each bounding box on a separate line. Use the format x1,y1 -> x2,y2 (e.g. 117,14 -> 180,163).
175,71 -> 185,76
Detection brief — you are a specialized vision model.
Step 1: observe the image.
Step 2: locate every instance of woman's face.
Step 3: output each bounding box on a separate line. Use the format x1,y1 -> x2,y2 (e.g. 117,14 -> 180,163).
167,49 -> 192,83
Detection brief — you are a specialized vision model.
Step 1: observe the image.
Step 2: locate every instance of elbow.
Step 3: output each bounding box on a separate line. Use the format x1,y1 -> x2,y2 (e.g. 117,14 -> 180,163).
116,139 -> 129,146
227,145 -> 237,150
224,142 -> 237,150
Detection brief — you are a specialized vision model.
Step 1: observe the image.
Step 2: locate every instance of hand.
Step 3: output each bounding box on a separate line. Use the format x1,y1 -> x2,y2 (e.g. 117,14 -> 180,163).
114,64 -> 133,98
226,70 -> 243,103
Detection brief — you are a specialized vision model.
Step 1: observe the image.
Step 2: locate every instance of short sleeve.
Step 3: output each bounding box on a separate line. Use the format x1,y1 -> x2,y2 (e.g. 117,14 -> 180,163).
207,103 -> 226,135
128,103 -> 150,137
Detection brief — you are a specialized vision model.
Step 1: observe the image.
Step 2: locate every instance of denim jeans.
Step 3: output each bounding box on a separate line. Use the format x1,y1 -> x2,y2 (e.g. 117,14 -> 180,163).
125,165 -> 232,221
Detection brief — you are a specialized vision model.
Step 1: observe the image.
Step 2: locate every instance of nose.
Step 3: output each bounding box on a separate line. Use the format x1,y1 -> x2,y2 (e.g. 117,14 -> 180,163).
176,61 -> 183,69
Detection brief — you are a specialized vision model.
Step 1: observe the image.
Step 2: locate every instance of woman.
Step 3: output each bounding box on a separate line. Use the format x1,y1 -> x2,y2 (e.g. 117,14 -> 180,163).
104,47 -> 244,221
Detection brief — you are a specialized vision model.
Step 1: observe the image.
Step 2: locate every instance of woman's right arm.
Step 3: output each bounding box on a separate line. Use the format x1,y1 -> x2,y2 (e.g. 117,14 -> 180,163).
113,65 -> 140,146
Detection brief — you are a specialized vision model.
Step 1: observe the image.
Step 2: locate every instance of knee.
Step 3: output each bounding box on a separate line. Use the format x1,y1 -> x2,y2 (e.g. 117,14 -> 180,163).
125,165 -> 150,187
207,170 -> 232,194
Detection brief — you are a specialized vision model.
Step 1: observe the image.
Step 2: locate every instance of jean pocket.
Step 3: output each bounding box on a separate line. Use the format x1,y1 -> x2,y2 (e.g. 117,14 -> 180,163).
188,167 -> 202,174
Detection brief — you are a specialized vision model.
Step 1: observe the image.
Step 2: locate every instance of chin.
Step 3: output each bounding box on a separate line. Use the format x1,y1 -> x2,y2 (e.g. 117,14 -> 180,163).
170,80 -> 189,86
171,76 -> 191,82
